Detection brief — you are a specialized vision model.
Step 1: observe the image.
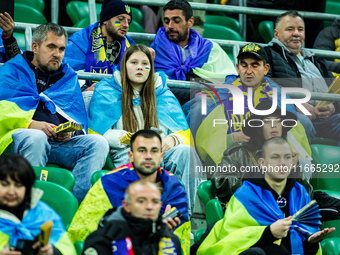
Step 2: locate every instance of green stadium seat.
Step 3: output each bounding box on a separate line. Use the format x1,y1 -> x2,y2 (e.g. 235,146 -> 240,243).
258,20 -> 274,43
131,7 -> 143,25
311,137 -> 338,146
16,0 -> 45,12
13,32 -> 26,50
321,237 -> 340,254
194,228 -> 206,243
91,170 -> 109,185
33,166 -> 76,191
310,161 -> 340,191
197,180 -> 215,206
14,4 -> 47,24
322,219 -> 340,239
206,199 -> 224,225
34,180 -> 79,228
74,241 -> 84,255
103,153 -> 115,170
205,15 -> 241,33
325,1 -> 340,28
311,144 -> 340,165
66,1 -> 101,25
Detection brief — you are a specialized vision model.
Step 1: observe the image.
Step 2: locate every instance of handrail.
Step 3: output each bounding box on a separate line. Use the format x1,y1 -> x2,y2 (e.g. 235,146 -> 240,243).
75,71 -> 340,102
124,0 -> 340,21
14,22 -> 340,60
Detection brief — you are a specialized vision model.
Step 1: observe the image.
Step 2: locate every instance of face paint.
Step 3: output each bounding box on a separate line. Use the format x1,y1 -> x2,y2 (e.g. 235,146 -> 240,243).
145,67 -> 150,72
115,21 -> 121,27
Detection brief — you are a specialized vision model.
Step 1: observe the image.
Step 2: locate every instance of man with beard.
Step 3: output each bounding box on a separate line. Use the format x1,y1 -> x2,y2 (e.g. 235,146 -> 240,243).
67,129 -> 190,253
83,180 -> 182,255
63,0 -> 135,91
150,0 -> 236,105
0,23 -> 109,203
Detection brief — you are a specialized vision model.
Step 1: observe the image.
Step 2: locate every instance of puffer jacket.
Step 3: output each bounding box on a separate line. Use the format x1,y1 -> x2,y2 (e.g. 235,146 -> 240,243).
264,38 -> 334,88
313,19 -> 340,73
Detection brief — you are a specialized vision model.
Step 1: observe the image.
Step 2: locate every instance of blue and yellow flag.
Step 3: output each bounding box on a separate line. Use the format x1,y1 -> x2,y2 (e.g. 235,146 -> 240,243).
87,71 -> 191,144
0,54 -> 87,154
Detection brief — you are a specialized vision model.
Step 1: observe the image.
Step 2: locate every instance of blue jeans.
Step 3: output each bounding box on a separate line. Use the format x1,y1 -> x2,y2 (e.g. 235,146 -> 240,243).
297,112 -> 340,146
111,144 -> 202,216
8,129 -> 109,203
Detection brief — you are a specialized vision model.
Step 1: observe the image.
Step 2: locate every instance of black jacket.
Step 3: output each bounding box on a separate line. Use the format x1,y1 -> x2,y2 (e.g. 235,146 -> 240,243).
313,19 -> 340,73
264,39 -> 340,112
83,207 -> 182,255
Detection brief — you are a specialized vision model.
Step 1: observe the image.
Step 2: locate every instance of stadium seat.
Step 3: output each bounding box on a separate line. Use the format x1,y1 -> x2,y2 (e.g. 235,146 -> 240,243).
206,199 -> 224,225
194,228 -> 206,243
310,161 -> 340,191
66,1 -> 101,26
103,153 -> 115,170
311,137 -> 338,146
321,237 -> 340,254
14,4 -> 47,24
13,32 -> 26,50
91,169 -> 109,185
74,241 -> 84,255
311,144 -> 340,165
33,180 -> 79,228
205,15 -> 241,33
324,1 -> 340,28
16,0 -> 45,12
322,219 -> 340,239
131,7 -> 143,25
258,20 -> 274,43
33,166 -> 76,191
197,180 -> 215,206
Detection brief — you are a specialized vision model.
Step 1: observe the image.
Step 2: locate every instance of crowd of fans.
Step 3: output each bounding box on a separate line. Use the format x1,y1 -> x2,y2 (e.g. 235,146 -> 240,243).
0,0 -> 340,254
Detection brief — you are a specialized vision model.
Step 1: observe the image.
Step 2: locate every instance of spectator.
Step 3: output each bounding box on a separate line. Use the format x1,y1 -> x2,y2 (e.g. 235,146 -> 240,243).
87,44 -> 201,215
83,180 -> 182,255
150,0 -> 236,105
264,10 -> 340,146
68,130 -> 190,254
0,12 -> 21,62
212,100 -> 313,203
196,43 -> 300,166
63,0 -> 135,91
0,154 -> 76,255
0,23 -> 109,203
313,19 -> 340,76
198,137 -> 335,254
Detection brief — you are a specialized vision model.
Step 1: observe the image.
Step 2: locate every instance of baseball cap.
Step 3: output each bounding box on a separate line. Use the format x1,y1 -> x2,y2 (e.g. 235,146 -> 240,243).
237,43 -> 268,61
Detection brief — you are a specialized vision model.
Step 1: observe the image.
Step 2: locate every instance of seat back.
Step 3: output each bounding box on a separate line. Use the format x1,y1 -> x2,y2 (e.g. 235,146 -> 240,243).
33,166 -> 76,191
197,180 -> 216,206
131,7 -> 143,24
34,180 -> 79,228
311,137 -> 338,146
66,1 -> 101,25
205,15 -> 241,33
311,144 -> 340,165
16,0 -> 45,12
14,4 -> 47,24
310,161 -> 340,191
321,237 -> 340,254
325,1 -> 340,28
91,170 -> 109,185
258,20 -> 274,43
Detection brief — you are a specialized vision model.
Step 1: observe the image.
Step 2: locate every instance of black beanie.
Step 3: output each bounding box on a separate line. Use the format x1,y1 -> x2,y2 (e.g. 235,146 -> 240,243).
100,0 -> 133,24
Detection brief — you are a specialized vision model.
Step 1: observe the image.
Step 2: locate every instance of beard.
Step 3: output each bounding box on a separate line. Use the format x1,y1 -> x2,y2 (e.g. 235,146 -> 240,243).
166,28 -> 189,44
133,161 -> 158,176
106,20 -> 125,41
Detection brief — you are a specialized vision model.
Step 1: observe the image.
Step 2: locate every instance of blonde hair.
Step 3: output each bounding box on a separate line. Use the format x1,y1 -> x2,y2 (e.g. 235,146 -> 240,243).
120,44 -> 159,132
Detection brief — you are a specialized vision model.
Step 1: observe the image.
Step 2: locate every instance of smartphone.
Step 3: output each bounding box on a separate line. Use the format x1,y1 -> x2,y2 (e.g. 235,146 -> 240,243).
162,207 -> 182,221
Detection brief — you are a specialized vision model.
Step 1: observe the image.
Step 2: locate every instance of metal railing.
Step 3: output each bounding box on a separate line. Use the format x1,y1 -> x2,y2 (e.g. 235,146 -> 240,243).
15,22 -> 340,61
76,71 -> 340,102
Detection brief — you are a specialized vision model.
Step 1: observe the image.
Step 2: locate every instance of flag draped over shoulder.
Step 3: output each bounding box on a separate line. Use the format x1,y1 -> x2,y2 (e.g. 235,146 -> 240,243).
0,200 -> 76,255
87,71 -> 191,144
151,28 -> 236,80
67,162 -> 190,254
65,22 -> 135,74
198,181 -> 321,255
0,54 -> 87,154
196,76 -> 299,164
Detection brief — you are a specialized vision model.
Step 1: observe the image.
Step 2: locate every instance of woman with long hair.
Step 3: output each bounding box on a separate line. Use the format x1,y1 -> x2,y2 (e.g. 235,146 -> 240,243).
0,154 -> 75,255
87,44 -> 202,214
